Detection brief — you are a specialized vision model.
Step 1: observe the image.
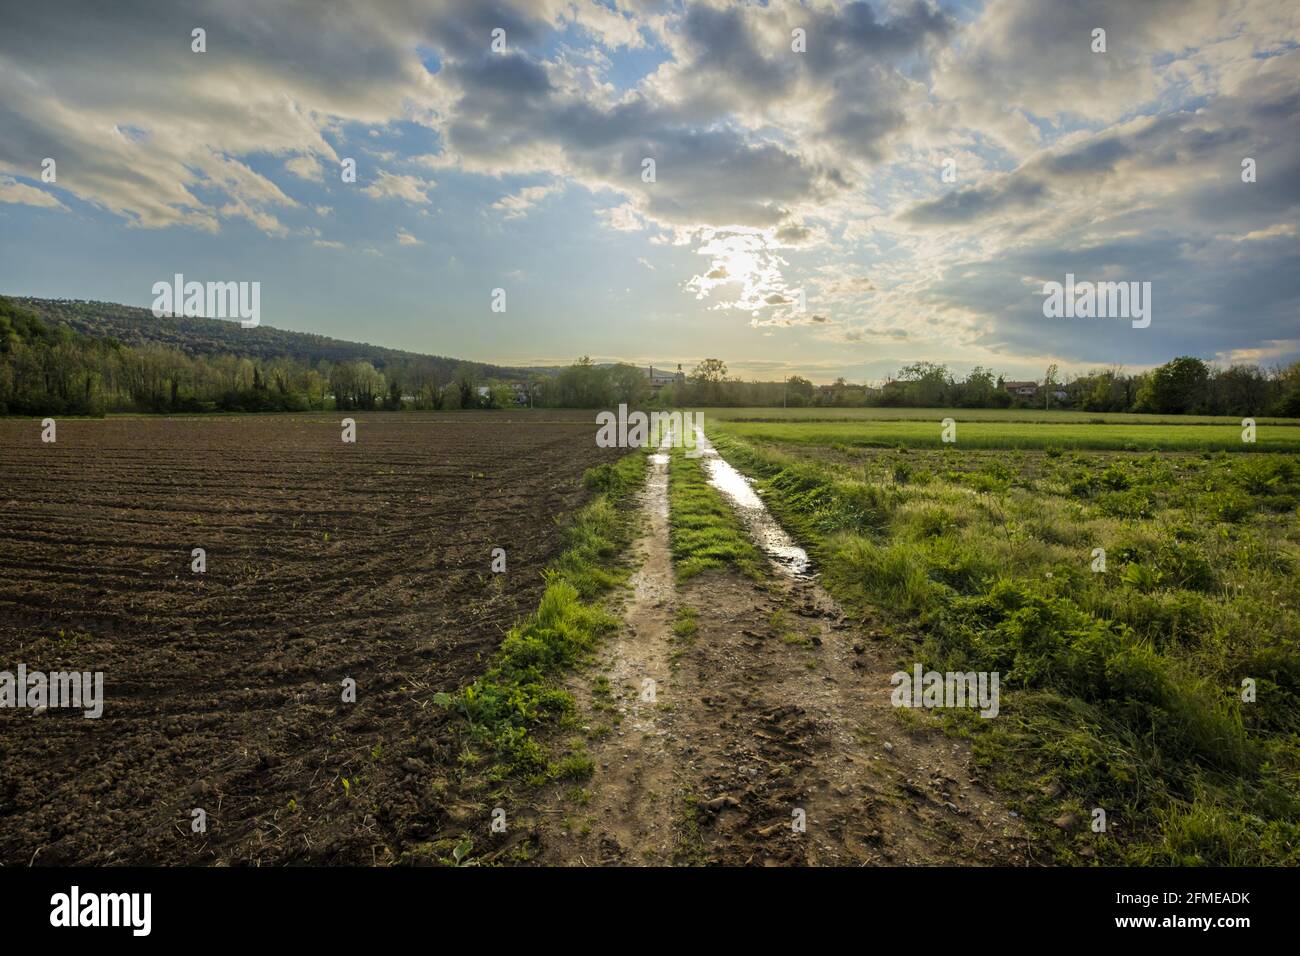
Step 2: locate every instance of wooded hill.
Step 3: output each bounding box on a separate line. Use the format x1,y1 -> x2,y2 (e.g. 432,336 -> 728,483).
12,297 -> 530,381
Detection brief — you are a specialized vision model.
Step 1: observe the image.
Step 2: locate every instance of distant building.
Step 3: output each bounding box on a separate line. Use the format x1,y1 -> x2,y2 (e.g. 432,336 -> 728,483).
816,381 -> 873,405
1003,380 -> 1038,397
647,364 -> 686,391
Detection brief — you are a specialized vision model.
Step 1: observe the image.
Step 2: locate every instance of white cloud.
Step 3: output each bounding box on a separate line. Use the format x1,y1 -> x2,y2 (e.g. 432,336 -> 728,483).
0,176 -> 65,210
285,154 -> 325,182
362,170 -> 436,204
491,181 -> 563,218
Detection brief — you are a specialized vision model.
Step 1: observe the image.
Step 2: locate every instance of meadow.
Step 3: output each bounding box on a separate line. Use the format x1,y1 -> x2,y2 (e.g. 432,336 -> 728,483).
706,406 -> 1300,425
706,407 -> 1300,865
708,413 -> 1300,453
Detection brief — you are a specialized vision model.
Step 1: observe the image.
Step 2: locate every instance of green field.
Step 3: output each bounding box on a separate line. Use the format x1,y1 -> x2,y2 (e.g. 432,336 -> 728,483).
706,412 -> 1300,865
705,406 -> 1300,426
718,420 -> 1300,452
695,407 -> 1300,453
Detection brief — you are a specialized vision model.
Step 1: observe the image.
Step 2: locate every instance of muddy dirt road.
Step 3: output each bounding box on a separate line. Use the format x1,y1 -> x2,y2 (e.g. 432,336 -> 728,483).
532,433 -> 1030,865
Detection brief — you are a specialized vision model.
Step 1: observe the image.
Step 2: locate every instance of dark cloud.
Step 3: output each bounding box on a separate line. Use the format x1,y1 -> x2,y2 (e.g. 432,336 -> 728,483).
903,177 -> 1047,226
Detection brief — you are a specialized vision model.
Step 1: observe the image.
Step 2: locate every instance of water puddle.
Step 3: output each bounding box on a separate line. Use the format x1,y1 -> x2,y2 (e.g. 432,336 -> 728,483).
688,425 -> 811,577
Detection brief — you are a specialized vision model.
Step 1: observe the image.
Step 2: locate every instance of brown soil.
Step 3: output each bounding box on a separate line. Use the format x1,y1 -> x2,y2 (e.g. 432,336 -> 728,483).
0,411 -> 620,865
666,570 -> 1032,865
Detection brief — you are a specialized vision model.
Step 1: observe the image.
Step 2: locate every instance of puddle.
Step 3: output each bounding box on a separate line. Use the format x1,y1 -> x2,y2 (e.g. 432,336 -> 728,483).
688,425 -> 811,577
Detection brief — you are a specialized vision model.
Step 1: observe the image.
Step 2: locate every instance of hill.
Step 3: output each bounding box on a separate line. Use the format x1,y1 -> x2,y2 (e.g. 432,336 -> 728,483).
10,296 -> 534,382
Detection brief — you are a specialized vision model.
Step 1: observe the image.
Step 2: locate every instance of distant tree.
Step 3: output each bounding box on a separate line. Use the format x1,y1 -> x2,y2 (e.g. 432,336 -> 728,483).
785,375 -> 815,407
1275,361 -> 1300,417
452,364 -> 477,409
692,358 -> 727,383
1209,364 -> 1269,417
553,356 -> 613,407
690,358 -> 728,404
487,383 -> 515,409
895,362 -> 952,406
1137,356 -> 1210,414
609,362 -> 651,406
1043,363 -> 1059,410
958,366 -> 998,408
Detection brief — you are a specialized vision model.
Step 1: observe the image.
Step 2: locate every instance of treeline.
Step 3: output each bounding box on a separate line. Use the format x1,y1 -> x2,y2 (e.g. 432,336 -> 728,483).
0,297 -> 533,415
5,296 -> 1299,417
659,357 -> 1300,417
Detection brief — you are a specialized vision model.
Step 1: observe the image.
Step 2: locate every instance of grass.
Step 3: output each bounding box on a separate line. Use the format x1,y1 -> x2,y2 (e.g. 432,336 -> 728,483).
719,419 -> 1300,453
672,605 -> 699,640
666,445 -> 763,579
708,422 -> 1300,865
702,405 -> 1300,426
438,450 -> 647,783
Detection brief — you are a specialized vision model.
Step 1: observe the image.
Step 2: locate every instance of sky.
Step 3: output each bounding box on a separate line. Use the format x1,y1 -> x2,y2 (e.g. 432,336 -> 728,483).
0,0 -> 1297,385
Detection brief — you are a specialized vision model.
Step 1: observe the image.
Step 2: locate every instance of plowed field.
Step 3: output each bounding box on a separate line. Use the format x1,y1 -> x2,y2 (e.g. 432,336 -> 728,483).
0,412 -> 616,864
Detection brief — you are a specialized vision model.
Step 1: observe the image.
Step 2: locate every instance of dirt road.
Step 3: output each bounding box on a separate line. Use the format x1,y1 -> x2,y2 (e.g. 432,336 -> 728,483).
532,438 -> 1031,865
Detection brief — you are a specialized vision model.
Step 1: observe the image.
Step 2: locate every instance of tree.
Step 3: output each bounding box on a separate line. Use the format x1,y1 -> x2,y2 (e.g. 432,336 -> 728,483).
1137,356 -> 1210,414
687,358 -> 729,405
1209,364 -> 1268,416
487,383 -> 515,408
451,364 -> 477,409
895,362 -> 952,406
1043,363 -> 1059,410
609,363 -> 651,406
692,358 -> 728,383
1275,361 -> 1300,417
553,356 -> 613,407
958,366 -> 998,408
785,375 -> 814,407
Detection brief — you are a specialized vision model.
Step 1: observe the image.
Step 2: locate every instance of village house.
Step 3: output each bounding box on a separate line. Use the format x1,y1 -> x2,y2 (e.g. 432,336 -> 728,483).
1003,380 -> 1038,398
815,380 -> 877,405
647,364 -> 686,392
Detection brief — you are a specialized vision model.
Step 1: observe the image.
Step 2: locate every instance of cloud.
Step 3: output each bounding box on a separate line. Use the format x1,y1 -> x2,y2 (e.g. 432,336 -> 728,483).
491,181 -> 563,218
0,175 -> 65,210
395,227 -> 424,245
362,170 -> 436,204
0,0 -> 1296,372
285,154 -> 325,182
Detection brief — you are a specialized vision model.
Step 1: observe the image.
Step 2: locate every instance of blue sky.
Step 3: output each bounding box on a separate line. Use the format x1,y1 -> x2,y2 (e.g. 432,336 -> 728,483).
1,0 -> 1297,384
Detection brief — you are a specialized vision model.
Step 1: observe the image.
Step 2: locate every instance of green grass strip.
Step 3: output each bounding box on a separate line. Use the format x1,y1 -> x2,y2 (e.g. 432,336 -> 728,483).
721,419 -> 1300,453
438,450 -> 647,782
667,445 -> 763,580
